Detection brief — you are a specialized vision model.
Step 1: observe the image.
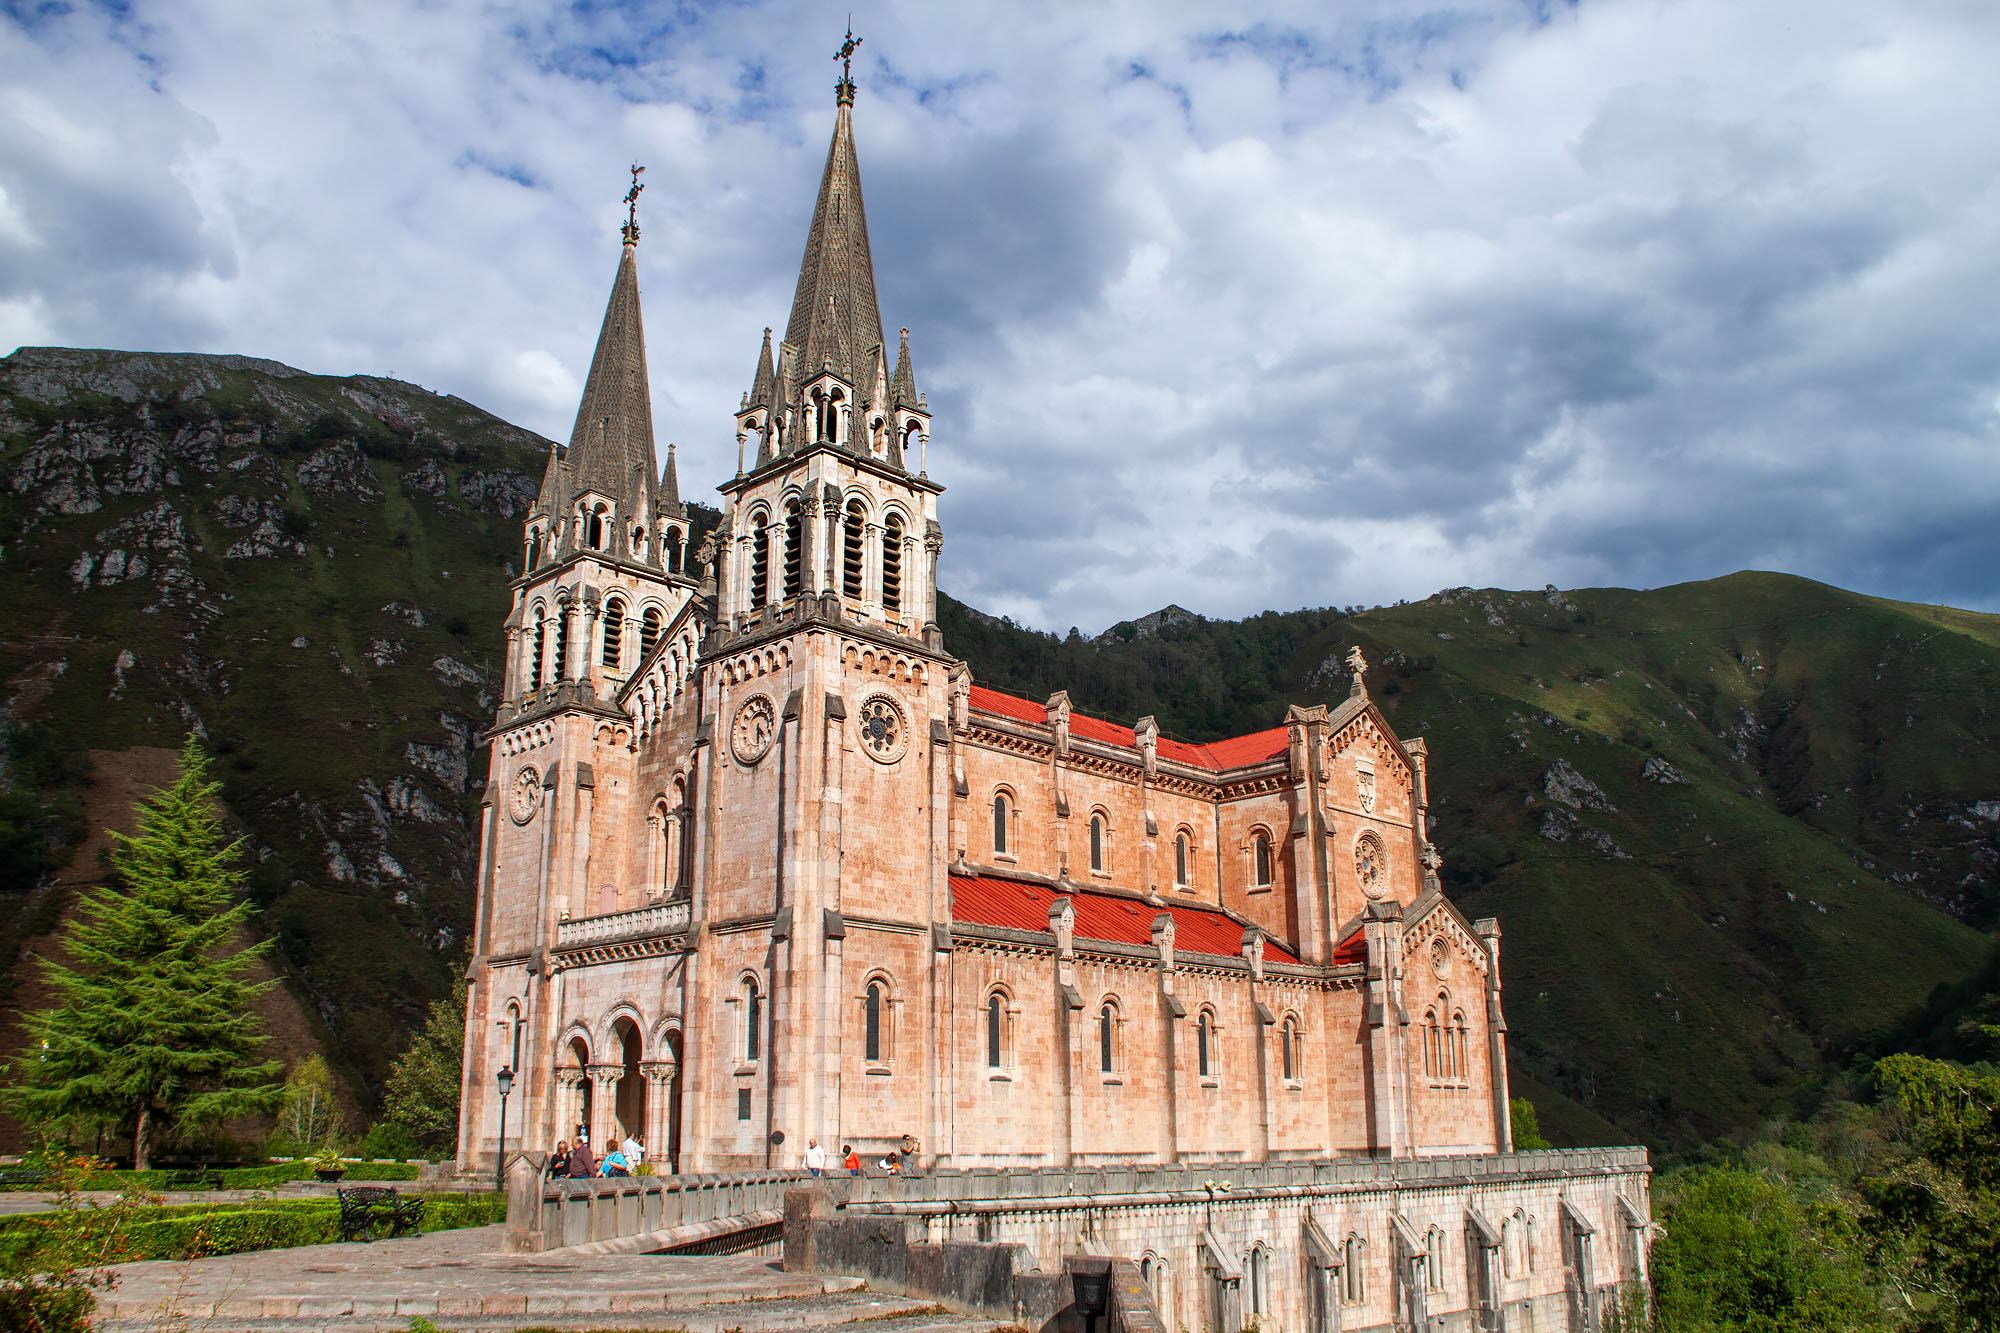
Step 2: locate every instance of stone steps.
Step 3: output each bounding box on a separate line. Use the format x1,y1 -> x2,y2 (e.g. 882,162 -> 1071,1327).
95,1290 -> 1008,1333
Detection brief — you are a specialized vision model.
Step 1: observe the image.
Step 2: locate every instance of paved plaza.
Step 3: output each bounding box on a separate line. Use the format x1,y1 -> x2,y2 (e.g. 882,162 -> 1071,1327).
91,1224 -> 1007,1333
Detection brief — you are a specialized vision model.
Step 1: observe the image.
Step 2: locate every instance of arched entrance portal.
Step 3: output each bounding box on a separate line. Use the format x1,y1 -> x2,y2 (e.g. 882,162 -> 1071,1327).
612,1017 -> 644,1145
666,1029 -> 683,1173
567,1036 -> 592,1143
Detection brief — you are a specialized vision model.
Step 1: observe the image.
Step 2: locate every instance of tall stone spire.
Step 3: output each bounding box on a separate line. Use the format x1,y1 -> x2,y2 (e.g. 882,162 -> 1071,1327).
566,176 -> 659,507
659,442 -> 685,519
781,67 -> 886,405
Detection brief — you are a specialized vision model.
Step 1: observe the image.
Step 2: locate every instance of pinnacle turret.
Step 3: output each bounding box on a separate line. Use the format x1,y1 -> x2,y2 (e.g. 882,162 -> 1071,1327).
659,443 -> 684,519
892,327 -> 918,408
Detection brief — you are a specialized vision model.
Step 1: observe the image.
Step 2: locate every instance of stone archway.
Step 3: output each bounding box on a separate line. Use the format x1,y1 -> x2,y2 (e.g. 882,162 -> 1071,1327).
611,1016 -> 645,1145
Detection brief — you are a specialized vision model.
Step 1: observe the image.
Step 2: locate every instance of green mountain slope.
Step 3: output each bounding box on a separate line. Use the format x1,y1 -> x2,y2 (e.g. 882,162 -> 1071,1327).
941,577 -> 2000,1147
0,347 -> 715,1139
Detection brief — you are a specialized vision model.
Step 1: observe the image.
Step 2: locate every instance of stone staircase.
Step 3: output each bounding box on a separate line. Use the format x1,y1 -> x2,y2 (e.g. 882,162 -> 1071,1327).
91,1224 -> 1016,1333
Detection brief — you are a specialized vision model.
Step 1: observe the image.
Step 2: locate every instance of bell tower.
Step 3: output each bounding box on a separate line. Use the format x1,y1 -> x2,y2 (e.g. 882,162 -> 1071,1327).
715,44 -> 943,651
684,35 -> 956,1169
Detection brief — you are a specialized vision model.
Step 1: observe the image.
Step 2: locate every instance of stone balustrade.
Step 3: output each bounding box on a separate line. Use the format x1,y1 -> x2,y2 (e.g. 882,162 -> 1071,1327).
505,1158 -> 804,1253
555,899 -> 691,948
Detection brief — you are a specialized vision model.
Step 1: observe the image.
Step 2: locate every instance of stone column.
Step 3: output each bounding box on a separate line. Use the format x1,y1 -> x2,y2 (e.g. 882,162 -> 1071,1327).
922,525 -> 942,638
640,1061 -> 676,1168
538,608 -> 559,688
587,1064 -> 622,1149
565,598 -> 589,683
555,1069 -> 585,1144
863,523 -> 881,611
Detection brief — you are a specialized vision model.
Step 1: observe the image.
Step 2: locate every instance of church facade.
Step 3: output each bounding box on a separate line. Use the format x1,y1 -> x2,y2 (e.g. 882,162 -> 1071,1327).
456,73 -> 1515,1183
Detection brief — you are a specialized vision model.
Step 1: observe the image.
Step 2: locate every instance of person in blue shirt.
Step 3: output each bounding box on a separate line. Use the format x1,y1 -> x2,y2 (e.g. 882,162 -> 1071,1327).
599,1145 -> 630,1177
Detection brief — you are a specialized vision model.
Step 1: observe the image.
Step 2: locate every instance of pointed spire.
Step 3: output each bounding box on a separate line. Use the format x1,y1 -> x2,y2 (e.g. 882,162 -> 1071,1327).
749,327 -> 775,406
566,237 -> 659,502
659,442 -> 685,518
892,326 -> 918,407
533,439 -> 567,517
782,73 -> 886,405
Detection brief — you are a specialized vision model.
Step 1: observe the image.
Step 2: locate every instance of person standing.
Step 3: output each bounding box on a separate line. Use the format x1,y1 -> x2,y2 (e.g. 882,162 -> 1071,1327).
567,1136 -> 595,1179
623,1130 -> 644,1172
804,1138 -> 827,1177
841,1144 -> 861,1176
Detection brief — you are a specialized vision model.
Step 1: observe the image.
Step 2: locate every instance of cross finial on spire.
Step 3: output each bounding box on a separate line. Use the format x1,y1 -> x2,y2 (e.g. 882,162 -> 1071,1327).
622,163 -> 646,246
834,19 -> 862,104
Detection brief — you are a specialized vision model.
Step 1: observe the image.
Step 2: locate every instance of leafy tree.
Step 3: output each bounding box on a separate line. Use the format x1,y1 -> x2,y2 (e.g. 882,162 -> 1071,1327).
273,1054 -> 344,1151
1511,1098 -> 1552,1150
375,970 -> 467,1154
6,735 -> 282,1168
1650,1165 -> 1878,1333
1866,1053 -> 2000,1331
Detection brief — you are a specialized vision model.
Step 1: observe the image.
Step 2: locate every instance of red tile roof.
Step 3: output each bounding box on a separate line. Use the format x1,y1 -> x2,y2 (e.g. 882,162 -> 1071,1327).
950,873 -> 1301,964
1331,927 -> 1369,966
966,686 -> 1290,772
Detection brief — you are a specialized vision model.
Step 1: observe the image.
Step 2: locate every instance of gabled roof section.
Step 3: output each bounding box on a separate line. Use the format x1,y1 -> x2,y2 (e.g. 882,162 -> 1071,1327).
966,685 -> 1290,773
950,872 -> 1301,964
566,241 -> 659,507
783,91 -> 886,407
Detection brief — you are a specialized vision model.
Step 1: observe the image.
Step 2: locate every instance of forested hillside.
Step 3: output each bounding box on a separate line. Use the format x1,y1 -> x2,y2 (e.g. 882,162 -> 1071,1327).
3,345 -> 1995,1154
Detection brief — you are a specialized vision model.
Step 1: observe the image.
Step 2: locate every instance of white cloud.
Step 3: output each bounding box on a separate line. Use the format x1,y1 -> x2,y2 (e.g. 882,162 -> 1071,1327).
2,0 -> 1997,632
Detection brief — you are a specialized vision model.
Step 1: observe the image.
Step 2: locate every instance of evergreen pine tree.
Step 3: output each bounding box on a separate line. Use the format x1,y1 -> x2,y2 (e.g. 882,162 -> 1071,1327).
377,970 -> 467,1154
8,734 -> 282,1168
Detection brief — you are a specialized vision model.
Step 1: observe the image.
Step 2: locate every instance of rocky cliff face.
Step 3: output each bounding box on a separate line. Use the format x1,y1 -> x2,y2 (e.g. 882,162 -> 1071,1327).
0,347 -> 556,1099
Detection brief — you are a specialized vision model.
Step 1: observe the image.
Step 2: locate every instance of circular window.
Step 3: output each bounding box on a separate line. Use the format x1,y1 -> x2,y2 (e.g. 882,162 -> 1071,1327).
731,695 -> 777,766
857,693 -> 909,764
1355,833 -> 1387,899
509,766 -> 542,825
1430,935 -> 1451,979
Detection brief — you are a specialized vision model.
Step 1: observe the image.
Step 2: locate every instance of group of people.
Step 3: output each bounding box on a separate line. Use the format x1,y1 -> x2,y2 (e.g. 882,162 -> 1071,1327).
803,1134 -> 918,1178
548,1128 -> 647,1179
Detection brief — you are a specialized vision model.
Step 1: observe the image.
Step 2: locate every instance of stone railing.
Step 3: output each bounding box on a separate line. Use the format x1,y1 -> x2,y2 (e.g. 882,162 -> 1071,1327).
555,899 -> 691,948
504,1157 -> 804,1253
837,1145 -> 1651,1211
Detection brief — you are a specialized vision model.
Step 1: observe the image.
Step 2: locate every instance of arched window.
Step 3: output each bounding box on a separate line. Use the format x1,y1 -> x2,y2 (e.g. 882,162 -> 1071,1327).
1343,1235 -> 1367,1304
529,606 -> 546,683
843,501 -> 865,599
504,1001 -> 523,1073
782,501 -> 803,600
864,981 -> 885,1063
881,515 -> 903,612
1175,832 -> 1189,887
1281,1016 -> 1300,1081
640,606 -> 663,660
992,793 -> 1009,855
1099,1002 -> 1117,1074
587,505 -> 605,550
665,526 -> 683,573
1254,831 -> 1274,887
744,977 -> 762,1062
750,514 -> 770,610
1501,1217 -> 1516,1279
985,991 -> 1005,1069
601,599 -> 624,668
1248,1245 -> 1271,1315
524,528 -> 541,571
1426,1227 -> 1446,1291
1196,1010 -> 1215,1078
1089,814 -> 1106,873
1454,1009 -> 1470,1083
553,603 -> 570,678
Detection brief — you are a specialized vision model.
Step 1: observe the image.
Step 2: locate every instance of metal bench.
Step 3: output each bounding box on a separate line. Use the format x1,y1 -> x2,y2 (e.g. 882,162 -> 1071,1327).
336,1185 -> 425,1242
165,1167 -> 224,1190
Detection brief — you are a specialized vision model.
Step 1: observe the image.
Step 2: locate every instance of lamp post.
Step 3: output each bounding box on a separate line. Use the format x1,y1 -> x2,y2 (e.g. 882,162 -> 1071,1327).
494,1065 -> 515,1195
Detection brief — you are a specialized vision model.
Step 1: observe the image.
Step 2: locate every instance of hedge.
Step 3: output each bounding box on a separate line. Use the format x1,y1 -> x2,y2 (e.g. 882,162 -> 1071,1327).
0,1193 -> 504,1266
9,1160 -> 429,1192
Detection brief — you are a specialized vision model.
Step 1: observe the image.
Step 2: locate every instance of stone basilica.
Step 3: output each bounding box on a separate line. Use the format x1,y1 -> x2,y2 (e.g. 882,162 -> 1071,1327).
456,71 -> 1516,1179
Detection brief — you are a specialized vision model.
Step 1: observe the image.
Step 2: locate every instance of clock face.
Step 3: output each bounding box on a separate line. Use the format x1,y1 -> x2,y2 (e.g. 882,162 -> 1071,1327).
509,767 -> 542,824
732,695 -> 776,765
857,694 -> 907,763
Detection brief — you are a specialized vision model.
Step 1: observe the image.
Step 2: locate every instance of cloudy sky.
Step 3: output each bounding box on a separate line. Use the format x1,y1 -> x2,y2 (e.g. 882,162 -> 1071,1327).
3,1 -> 1997,631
